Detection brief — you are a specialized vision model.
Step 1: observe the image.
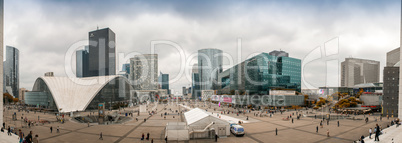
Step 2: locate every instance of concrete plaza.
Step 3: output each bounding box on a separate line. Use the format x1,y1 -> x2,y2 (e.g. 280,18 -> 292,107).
2,102 -> 397,143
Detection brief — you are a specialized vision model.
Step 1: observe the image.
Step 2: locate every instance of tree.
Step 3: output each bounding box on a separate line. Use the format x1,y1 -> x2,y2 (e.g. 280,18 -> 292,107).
304,94 -> 309,106
3,93 -> 14,103
230,90 -> 235,95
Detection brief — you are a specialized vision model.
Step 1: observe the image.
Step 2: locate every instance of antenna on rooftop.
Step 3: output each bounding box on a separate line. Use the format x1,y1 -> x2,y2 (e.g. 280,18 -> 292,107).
97,25 -> 99,30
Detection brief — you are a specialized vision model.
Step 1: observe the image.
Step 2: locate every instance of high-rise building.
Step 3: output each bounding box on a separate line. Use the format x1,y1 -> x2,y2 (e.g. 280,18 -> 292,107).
218,51 -> 301,95
198,49 -> 223,91
191,64 -> 200,99
387,47 -> 400,67
122,63 -> 130,74
19,88 -> 28,101
384,47 -> 400,118
182,87 -> 187,95
341,58 -> 380,87
130,54 -> 158,90
76,46 -> 89,77
3,46 -> 19,98
158,72 -> 169,94
0,0 -> 4,125
269,50 -> 289,57
88,28 -> 116,77
383,66 -> 399,117
118,63 -> 130,78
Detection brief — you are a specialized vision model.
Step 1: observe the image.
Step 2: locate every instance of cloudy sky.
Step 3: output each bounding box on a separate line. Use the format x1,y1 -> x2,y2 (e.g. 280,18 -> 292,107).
4,0 -> 401,94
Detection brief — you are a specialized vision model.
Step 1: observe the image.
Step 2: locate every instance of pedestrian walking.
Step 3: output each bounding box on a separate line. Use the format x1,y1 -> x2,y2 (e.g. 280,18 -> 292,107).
215,133 -> 218,142
369,128 -> 372,139
165,136 -> 168,143
25,131 -> 33,143
275,128 -> 278,135
146,132 -> 150,140
337,121 -> 339,127
141,133 -> 145,140
7,126 -> 11,136
327,129 -> 329,137
57,126 -> 60,133
33,134 -> 39,143
99,132 -> 103,140
375,124 -> 380,141
19,129 -> 23,143
316,126 -> 318,133
50,126 -> 53,133
292,118 -> 294,123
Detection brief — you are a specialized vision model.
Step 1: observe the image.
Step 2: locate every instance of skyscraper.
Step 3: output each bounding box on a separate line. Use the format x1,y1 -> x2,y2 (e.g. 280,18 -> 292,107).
341,58 -> 380,87
217,51 -> 301,95
198,49 -> 223,91
88,28 -> 116,76
76,46 -> 89,77
122,63 -> 130,74
3,46 -> 19,98
158,72 -> 169,94
191,64 -> 200,99
387,47 -> 400,67
130,54 -> 158,90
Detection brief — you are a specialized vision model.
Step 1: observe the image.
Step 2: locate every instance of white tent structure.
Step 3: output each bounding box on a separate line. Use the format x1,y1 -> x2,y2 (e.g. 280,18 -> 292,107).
184,108 -> 230,139
165,122 -> 189,141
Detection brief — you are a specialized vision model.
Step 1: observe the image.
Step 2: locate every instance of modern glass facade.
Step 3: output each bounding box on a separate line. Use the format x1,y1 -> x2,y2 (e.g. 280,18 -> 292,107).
218,52 -> 301,95
76,46 -> 89,77
25,78 -> 57,110
158,72 -> 169,94
3,46 -> 19,98
86,77 -> 132,110
88,28 -> 116,77
122,63 -> 130,74
198,49 -> 223,90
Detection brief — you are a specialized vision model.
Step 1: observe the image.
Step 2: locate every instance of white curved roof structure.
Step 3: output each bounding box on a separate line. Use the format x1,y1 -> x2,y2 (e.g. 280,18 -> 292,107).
33,75 -> 127,113
184,108 -> 210,125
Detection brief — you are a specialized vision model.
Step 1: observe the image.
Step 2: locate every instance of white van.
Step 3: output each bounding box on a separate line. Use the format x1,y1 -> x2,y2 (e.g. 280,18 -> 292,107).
230,125 -> 245,136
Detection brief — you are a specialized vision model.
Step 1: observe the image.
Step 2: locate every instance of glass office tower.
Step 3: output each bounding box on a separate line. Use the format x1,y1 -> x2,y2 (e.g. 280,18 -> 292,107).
218,52 -> 301,95
158,72 -> 169,94
3,46 -> 19,98
88,28 -> 116,77
198,49 -> 223,90
76,46 -> 89,77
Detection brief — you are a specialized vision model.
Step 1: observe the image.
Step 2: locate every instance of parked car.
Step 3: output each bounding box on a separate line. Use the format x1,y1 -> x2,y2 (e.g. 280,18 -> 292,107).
231,125 -> 245,136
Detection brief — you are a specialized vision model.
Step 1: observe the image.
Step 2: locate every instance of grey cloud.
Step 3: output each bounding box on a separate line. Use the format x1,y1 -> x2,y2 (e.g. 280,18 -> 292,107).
4,0 -> 400,93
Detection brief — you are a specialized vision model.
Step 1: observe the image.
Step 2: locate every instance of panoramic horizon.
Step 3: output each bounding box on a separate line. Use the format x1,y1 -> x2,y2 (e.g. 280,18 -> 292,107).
1,1 -> 402,143
2,0 -> 400,93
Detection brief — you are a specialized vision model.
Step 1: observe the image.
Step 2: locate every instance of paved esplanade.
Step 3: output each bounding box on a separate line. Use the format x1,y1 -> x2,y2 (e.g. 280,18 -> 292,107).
2,101 -> 397,143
